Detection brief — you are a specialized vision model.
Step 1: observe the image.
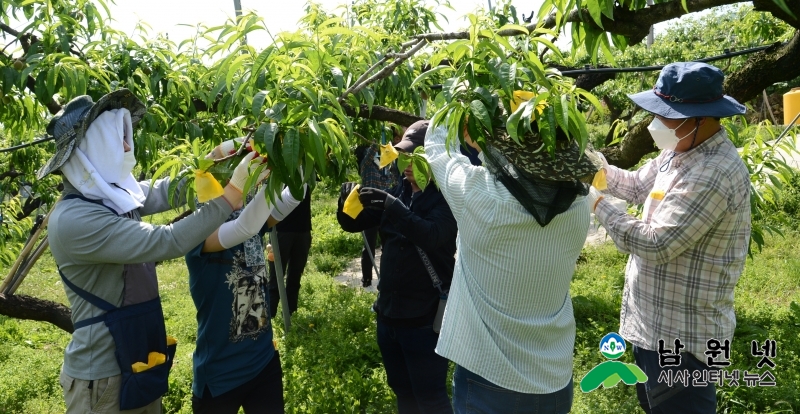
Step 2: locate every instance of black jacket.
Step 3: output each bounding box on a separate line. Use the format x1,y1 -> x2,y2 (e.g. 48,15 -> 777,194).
337,179 -> 457,327
276,187 -> 312,232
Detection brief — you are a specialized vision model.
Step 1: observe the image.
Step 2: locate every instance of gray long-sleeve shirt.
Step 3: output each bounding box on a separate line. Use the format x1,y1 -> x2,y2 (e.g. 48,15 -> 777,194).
50,178 -> 233,380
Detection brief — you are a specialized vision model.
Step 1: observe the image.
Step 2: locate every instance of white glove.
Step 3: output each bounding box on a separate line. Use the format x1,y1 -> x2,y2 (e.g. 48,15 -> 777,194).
206,137 -> 255,160
229,152 -> 268,193
271,184 -> 308,221
218,185 -> 270,249
595,151 -> 610,171
588,186 -> 604,212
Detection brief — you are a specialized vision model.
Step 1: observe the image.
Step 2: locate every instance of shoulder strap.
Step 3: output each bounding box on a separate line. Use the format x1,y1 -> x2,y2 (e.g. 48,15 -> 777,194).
63,193 -> 118,215
415,247 -> 446,296
58,269 -> 117,329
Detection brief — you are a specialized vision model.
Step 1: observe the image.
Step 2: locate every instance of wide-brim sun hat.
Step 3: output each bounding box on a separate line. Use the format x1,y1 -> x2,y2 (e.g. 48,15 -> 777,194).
489,129 -> 599,183
36,89 -> 147,179
628,62 -> 746,119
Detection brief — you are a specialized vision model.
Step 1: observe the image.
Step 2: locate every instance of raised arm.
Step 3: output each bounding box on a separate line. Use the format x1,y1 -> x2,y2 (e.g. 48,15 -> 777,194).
202,184 -> 307,253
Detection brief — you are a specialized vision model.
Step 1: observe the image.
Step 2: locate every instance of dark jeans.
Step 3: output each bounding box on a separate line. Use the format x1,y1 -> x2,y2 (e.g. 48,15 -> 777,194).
376,318 -> 452,414
191,352 -> 284,414
633,346 -> 717,414
361,226 -> 380,282
452,365 -> 572,414
268,231 -> 311,318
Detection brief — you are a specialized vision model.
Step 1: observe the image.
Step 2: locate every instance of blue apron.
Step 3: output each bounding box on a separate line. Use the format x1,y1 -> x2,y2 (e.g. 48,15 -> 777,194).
59,194 -> 176,410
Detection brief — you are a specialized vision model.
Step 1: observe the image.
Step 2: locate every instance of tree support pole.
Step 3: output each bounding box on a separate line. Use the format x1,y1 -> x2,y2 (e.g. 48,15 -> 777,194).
269,229 -> 291,332
361,231 -> 380,280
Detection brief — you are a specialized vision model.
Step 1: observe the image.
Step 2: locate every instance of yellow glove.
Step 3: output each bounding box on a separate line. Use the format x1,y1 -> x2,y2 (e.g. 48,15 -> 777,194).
195,170 -> 225,202
343,184 -> 364,219
379,143 -> 399,168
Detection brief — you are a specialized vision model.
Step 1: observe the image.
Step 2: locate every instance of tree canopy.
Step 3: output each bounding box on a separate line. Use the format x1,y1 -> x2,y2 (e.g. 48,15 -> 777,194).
1,0 -> 799,327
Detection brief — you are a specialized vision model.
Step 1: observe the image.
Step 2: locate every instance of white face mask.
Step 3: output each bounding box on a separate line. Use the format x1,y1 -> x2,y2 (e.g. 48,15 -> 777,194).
648,118 -> 696,151
121,150 -> 137,177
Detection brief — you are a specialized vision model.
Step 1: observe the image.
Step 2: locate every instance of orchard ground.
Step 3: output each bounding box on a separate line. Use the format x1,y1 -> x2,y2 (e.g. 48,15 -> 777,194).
0,183 -> 798,413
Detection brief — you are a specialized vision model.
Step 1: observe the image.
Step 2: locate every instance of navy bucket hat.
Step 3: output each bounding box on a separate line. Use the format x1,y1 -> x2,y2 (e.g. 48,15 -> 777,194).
36,89 -> 146,179
628,62 -> 746,119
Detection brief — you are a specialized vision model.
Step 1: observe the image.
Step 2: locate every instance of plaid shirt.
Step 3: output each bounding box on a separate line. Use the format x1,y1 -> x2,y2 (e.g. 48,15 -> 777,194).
360,145 -> 400,190
595,130 -> 751,356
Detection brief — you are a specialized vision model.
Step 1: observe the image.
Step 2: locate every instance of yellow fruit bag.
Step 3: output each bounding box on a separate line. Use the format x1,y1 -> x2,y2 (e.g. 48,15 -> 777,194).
131,362 -> 150,373
148,352 -> 166,367
510,90 -> 536,113
379,143 -> 399,168
592,169 -> 608,191
195,170 -> 224,202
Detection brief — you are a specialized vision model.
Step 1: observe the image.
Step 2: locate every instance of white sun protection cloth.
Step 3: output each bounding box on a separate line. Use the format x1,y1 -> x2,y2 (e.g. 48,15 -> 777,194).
217,184 -> 307,249
270,184 -> 307,221
61,108 -> 146,214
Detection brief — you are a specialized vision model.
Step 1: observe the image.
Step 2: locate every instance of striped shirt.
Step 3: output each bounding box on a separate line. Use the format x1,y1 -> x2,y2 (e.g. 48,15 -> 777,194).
425,126 -> 588,394
595,129 -> 751,356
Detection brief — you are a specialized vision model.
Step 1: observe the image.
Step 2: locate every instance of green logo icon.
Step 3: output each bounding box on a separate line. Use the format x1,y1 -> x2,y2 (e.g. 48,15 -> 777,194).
580,333 -> 648,393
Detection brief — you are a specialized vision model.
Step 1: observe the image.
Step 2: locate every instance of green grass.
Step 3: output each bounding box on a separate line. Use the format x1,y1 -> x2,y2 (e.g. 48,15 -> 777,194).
0,183 -> 798,413
570,240 -> 800,413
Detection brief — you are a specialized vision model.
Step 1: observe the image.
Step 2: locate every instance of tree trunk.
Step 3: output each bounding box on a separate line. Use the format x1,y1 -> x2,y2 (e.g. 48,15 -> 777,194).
0,293 -> 73,333
726,32 -> 800,104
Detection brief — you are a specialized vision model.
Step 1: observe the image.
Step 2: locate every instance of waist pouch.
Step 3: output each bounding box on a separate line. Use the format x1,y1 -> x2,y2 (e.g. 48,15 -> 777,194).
60,271 -> 176,410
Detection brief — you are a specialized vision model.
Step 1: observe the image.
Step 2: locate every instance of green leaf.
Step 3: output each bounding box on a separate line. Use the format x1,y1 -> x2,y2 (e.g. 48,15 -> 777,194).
553,94 -> 570,132
3,67 -> 17,96
255,122 -> 279,163
540,105 -> 557,156
397,152 -> 411,173
473,87 -> 494,107
576,88 -> 605,114
46,66 -> 57,98
283,128 -> 300,174
264,102 -> 286,122
584,26 -> 603,64
151,159 -> 183,182
361,87 -> 375,113
466,113 -> 487,151
197,159 -> 214,171
225,54 -> 250,92
587,0 -> 605,28
226,115 -> 246,127
412,155 -> 429,191
188,122 -> 202,140
498,62 -> 516,97
320,26 -> 356,37
497,24 -> 530,35
505,102 -> 525,144
602,0 -> 616,19
330,67 -> 344,90
469,100 -> 492,136
34,70 -> 48,103
410,65 -> 451,89
252,90 -> 268,119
